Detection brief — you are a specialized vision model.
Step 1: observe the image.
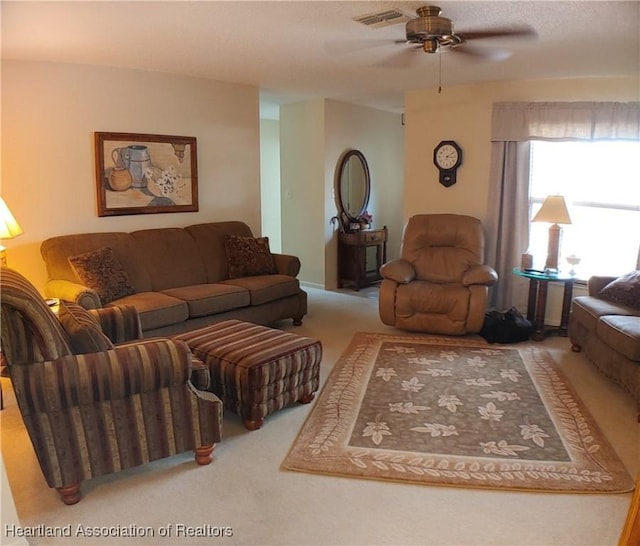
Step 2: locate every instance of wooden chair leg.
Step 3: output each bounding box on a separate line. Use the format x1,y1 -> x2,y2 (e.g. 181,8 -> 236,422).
57,483 -> 82,505
299,392 -> 316,404
243,417 -> 264,431
194,444 -> 215,465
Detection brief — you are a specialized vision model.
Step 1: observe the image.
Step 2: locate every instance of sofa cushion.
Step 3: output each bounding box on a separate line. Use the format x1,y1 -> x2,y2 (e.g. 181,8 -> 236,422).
58,301 -> 114,354
130,228 -> 208,290
393,281 -> 469,335
571,295 -> 638,332
186,221 -> 254,282
41,232 -> 152,291
109,292 -> 189,331
224,236 -> 277,279
220,275 -> 300,306
599,271 -> 640,310
161,284 -> 250,318
68,246 -> 136,304
597,315 -> 640,362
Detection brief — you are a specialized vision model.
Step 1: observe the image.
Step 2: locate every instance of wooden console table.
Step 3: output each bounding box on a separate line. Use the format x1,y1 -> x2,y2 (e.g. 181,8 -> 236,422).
338,226 -> 387,291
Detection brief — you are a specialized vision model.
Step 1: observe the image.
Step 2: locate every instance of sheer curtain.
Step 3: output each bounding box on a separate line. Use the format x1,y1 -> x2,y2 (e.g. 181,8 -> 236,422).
486,101 -> 640,310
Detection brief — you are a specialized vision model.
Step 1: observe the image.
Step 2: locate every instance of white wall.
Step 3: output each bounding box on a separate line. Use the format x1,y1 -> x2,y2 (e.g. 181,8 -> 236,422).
1,454 -> 29,546
280,98 -> 404,289
1,60 -> 261,293
259,119 -> 282,253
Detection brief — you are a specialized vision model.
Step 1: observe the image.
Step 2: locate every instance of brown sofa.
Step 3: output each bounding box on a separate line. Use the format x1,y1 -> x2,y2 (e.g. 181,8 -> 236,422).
41,221 -> 307,337
569,274 -> 640,418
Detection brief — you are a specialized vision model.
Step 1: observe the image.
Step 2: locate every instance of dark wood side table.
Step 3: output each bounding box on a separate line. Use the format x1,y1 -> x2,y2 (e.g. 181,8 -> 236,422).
512,267 -> 575,341
338,226 -> 387,291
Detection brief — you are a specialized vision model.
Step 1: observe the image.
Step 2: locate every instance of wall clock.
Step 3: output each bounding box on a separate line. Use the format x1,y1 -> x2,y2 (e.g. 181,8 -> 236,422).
433,140 -> 462,187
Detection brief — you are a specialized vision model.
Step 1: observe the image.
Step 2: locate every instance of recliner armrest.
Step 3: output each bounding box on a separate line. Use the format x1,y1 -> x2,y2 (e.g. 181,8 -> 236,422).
462,265 -> 498,287
380,259 -> 416,284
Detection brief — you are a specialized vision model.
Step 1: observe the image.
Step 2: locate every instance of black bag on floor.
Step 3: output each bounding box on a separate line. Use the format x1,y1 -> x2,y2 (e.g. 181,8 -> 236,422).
479,307 -> 533,344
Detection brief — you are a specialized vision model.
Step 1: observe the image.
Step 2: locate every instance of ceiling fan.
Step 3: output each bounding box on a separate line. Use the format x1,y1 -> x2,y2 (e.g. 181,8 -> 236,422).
330,5 -> 537,64
397,5 -> 536,58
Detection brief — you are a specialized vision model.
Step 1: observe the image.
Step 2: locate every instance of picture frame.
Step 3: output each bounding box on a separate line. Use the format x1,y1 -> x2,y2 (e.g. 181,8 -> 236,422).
95,132 -> 198,217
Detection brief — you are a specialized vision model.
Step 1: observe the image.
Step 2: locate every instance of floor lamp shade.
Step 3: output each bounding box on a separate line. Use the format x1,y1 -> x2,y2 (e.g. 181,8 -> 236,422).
0,198 -> 24,267
532,195 -> 572,271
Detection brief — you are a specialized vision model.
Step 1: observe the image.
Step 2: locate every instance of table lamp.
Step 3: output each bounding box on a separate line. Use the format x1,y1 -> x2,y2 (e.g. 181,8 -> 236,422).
0,197 -> 24,267
532,194 -> 571,272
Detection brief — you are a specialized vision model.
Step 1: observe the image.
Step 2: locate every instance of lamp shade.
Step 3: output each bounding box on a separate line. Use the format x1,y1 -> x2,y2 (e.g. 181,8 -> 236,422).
532,195 -> 572,225
0,198 -> 24,239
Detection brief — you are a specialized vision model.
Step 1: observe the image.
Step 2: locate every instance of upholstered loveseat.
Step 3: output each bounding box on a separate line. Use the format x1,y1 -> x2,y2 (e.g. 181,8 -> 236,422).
41,221 -> 307,337
569,272 -> 640,418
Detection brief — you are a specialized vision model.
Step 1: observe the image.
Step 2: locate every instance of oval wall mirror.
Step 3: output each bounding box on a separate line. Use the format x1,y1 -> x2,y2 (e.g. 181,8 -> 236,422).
337,149 -> 370,222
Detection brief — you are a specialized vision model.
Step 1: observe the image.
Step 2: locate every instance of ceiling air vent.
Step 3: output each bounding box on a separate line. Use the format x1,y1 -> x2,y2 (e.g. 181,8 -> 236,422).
353,9 -> 411,29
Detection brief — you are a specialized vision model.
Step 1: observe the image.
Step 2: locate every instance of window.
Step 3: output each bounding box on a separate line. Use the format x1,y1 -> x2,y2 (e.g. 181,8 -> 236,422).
528,140 -> 640,278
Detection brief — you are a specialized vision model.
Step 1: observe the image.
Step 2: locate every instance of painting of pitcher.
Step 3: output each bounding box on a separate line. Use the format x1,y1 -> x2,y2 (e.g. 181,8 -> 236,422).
111,145 -> 152,188
95,132 -> 199,217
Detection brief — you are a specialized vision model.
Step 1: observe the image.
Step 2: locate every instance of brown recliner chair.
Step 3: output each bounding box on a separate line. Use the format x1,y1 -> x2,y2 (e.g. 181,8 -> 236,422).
379,214 -> 498,335
0,268 -> 223,504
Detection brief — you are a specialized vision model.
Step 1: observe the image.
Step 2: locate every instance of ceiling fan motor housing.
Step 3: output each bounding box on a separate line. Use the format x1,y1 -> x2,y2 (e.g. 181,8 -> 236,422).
406,6 -> 462,51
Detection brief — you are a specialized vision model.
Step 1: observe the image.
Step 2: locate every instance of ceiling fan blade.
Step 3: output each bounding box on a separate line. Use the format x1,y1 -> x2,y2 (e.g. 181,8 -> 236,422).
324,38 -> 396,55
450,44 -> 512,62
373,45 -> 423,69
458,26 -> 538,41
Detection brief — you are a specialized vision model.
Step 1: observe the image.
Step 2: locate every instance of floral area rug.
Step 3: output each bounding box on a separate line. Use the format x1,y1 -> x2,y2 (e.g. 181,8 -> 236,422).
282,332 -> 634,493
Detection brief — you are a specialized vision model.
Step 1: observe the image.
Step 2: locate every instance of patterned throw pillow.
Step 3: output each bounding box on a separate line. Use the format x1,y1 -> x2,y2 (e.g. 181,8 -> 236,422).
58,301 -> 114,354
224,236 -> 277,279
68,247 -> 135,304
599,270 -> 640,310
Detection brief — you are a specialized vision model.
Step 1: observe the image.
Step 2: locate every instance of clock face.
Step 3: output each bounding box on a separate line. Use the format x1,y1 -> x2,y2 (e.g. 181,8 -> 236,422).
435,144 -> 460,170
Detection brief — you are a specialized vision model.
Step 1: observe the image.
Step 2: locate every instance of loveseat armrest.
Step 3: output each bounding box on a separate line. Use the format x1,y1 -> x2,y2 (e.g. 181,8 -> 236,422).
588,275 -> 618,296
45,279 -> 101,309
11,338 -> 195,412
380,259 -> 416,284
462,265 -> 499,287
89,305 -> 143,344
273,253 -> 301,277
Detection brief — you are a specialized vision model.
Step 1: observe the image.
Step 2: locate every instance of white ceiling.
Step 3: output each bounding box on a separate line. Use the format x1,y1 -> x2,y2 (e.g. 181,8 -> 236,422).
2,1 -> 639,118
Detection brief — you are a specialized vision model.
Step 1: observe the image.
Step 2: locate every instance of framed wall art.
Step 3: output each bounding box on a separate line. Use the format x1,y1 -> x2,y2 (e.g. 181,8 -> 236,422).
95,132 -> 198,216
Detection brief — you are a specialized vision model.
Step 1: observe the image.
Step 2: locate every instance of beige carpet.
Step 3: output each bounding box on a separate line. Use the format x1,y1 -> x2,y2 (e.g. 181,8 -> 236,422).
283,331 -> 635,493
2,287 -> 638,545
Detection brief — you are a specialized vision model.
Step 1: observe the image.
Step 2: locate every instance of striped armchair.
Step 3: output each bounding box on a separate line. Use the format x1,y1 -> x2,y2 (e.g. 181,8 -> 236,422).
0,268 -> 222,505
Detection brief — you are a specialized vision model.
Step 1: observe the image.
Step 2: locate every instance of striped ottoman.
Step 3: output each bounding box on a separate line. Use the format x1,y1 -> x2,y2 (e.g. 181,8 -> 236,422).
174,320 -> 322,430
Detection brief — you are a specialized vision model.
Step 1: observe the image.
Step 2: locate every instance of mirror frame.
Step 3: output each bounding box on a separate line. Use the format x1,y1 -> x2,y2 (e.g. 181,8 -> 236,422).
336,149 -> 371,223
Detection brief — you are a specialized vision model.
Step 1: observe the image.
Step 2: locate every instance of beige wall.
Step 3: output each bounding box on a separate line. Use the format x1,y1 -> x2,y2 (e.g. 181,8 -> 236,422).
324,100 -> 404,288
1,60 -> 261,293
404,77 -> 640,224
280,98 -> 404,289
404,77 -> 638,323
3,62 -> 635,301
279,99 -> 326,286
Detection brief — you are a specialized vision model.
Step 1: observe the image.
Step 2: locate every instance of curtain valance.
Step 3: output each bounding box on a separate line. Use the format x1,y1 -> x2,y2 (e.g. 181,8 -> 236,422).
491,102 -> 640,141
